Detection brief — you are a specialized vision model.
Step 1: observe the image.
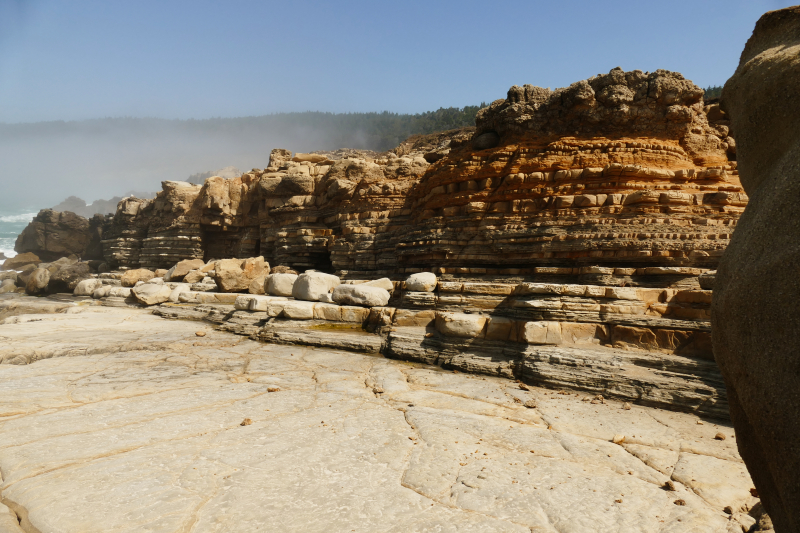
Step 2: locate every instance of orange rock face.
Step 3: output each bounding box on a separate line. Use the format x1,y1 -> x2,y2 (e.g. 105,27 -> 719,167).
100,68 -> 743,275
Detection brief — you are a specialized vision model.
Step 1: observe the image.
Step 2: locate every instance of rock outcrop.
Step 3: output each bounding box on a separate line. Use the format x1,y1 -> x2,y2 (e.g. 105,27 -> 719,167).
85,69 -> 742,278
712,6 -> 800,532
14,209 -> 104,262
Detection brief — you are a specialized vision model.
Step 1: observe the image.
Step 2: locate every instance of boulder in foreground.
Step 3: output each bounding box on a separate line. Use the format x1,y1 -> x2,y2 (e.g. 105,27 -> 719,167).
214,257 -> 269,293
712,6 -> 800,531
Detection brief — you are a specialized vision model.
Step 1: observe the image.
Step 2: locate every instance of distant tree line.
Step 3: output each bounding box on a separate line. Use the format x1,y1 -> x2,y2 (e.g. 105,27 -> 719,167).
704,86 -> 723,101
0,105 -> 488,153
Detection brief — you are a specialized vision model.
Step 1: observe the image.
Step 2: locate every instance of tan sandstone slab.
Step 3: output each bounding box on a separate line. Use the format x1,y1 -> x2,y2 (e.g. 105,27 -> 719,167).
0,303 -> 756,532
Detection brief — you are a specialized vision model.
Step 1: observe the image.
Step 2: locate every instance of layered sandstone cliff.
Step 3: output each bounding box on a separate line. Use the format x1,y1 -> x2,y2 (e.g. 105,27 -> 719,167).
88,68 -> 743,277
15,68 -> 742,279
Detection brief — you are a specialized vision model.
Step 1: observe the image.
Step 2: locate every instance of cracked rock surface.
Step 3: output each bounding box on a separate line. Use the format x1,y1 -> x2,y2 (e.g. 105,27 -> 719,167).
0,305 -> 756,532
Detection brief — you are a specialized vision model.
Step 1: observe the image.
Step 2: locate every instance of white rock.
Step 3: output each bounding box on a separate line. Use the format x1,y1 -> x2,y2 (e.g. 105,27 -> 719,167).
73,279 -> 103,296
168,284 -> 191,303
363,278 -> 394,291
281,301 -> 315,319
332,285 -> 391,307
249,296 -> 287,312
292,272 -> 340,302
405,272 -> 437,292
132,283 -> 173,306
434,311 -> 487,338
522,321 -> 563,345
107,287 -> 131,298
266,273 -> 298,297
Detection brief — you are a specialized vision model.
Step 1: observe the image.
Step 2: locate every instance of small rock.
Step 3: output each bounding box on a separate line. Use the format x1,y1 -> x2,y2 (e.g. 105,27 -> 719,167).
664,480 -> 676,491
594,394 -> 605,403
750,488 -> 759,497
523,399 -> 537,409
723,505 -> 733,515
674,499 -> 686,506
267,387 -> 280,392
372,386 -> 384,394
714,432 -> 726,440
623,402 -> 632,410
519,383 -> 530,391
696,420 -> 704,425
240,418 -> 253,426
195,331 -> 206,337
612,435 -> 626,444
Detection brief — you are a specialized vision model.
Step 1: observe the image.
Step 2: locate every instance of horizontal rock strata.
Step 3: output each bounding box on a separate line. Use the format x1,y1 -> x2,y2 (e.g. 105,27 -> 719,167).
16,69 -> 740,276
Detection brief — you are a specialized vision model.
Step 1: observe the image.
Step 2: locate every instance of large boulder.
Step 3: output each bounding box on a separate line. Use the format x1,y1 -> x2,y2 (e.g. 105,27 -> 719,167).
712,8 -> 800,531
1,252 -> 40,271
332,284 -> 390,307
405,272 -> 437,292
25,268 -> 50,295
165,259 -> 205,282
0,271 -> 17,283
292,272 -> 340,302
14,209 -> 101,261
214,257 -> 270,293
266,273 -> 298,297
131,283 -> 172,306
121,269 -> 156,287
48,262 -> 91,292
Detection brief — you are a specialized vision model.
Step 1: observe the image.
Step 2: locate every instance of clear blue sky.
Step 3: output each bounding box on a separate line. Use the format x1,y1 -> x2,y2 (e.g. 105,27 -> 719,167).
0,0 -> 795,123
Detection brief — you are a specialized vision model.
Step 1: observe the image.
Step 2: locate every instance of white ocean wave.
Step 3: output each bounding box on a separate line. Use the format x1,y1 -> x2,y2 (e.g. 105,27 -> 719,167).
0,212 -> 37,223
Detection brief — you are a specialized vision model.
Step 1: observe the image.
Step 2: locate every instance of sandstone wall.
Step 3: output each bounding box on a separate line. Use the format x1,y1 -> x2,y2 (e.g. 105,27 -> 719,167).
88,69 -> 743,276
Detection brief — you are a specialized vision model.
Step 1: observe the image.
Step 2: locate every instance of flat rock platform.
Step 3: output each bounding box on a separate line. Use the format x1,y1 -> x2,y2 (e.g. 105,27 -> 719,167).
0,301 -> 757,532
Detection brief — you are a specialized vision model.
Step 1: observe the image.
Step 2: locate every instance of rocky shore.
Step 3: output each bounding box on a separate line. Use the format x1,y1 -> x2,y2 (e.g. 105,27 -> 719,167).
0,297 -> 764,532
1,53 -> 787,530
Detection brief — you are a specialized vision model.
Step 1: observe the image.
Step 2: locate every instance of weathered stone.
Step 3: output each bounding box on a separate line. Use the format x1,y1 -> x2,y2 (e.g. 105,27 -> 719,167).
292,272 -> 340,302
363,278 -> 394,291
182,269 -> 205,284
14,209 -> 103,262
24,268 -> 50,295
131,283 -> 172,305
434,311 -> 487,338
48,263 -> 92,293
332,284 -> 390,307
120,269 -> 155,287
406,272 -> 437,292
266,273 -> 298,297
713,8 -> 800,531
281,300 -> 315,319
1,252 -> 40,271
522,321 -> 562,345
165,259 -> 205,281
214,257 -> 269,293
0,279 -> 17,294
73,279 -> 103,296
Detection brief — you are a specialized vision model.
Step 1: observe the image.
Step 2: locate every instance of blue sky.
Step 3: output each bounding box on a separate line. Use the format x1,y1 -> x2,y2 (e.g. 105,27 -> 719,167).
0,0 -> 795,123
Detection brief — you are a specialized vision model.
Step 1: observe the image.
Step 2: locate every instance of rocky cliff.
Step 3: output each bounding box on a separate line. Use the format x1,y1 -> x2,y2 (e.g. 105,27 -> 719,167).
14,209 -> 105,262
21,68 -> 743,277
97,69 -> 742,276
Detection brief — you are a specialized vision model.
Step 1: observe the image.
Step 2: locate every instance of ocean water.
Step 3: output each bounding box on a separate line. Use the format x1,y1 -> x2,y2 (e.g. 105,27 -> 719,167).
0,209 -> 38,266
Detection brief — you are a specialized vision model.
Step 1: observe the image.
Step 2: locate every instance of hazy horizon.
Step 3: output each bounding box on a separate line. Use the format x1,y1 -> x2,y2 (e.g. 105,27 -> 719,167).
1,0 -> 795,212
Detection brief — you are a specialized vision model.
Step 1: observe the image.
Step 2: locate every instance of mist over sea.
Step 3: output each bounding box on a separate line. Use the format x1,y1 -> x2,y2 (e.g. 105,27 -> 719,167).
0,209 -> 37,265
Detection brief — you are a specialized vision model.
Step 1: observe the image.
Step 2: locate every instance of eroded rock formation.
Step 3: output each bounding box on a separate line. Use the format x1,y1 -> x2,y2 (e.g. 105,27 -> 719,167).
14,209 -> 104,262
713,6 -> 800,531
91,68 -> 743,277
